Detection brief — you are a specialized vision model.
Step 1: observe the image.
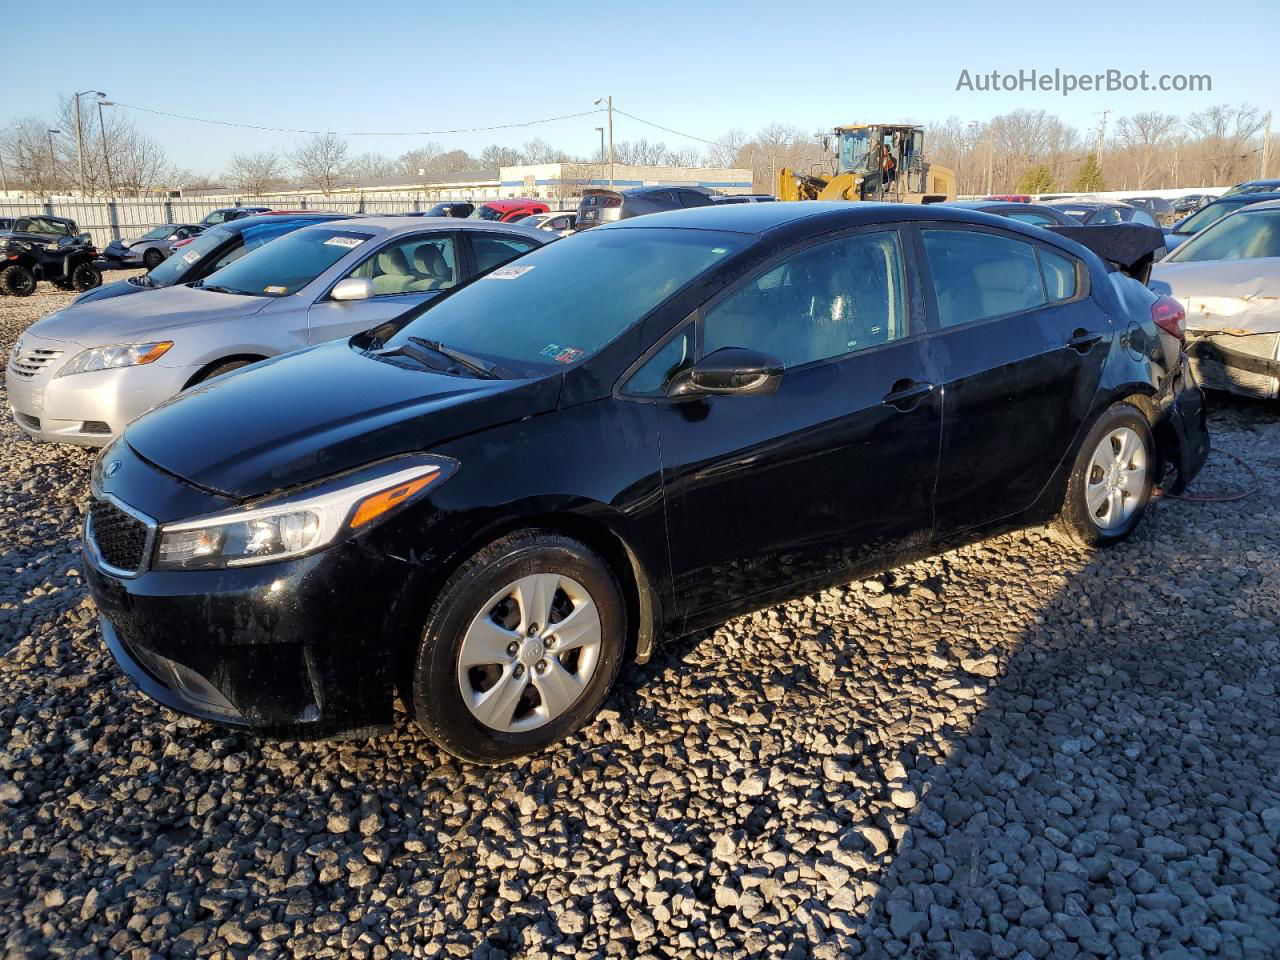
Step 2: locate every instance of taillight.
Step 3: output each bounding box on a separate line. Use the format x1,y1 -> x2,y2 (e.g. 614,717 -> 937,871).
1151,295 -> 1185,341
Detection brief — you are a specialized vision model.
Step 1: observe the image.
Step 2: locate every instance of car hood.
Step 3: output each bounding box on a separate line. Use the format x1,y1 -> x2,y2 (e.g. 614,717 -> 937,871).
124,340 -> 563,499
71,277 -> 150,306
1150,258 -> 1280,334
27,284 -> 274,347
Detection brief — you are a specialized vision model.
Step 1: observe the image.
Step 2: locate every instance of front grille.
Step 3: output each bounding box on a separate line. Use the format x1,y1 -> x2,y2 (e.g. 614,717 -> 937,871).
7,346 -> 64,380
14,411 -> 40,431
88,497 -> 151,574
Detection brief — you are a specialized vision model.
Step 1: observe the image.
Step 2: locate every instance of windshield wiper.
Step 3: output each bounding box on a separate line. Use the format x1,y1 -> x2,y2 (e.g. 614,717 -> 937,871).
408,337 -> 500,379
194,283 -> 245,295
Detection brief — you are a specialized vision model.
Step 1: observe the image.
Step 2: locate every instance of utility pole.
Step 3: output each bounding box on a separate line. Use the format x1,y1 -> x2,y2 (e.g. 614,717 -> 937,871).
595,126 -> 605,163
1262,111 -> 1273,180
1096,109 -> 1110,158
98,100 -> 114,196
594,96 -> 614,189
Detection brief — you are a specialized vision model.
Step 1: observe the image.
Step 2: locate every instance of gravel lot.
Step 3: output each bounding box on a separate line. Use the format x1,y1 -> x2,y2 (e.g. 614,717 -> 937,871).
1,281 -> 1278,960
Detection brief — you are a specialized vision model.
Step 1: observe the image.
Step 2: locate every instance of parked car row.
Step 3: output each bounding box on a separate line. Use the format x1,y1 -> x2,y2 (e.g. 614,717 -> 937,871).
8,216 -> 549,444
4,196 -> 1217,762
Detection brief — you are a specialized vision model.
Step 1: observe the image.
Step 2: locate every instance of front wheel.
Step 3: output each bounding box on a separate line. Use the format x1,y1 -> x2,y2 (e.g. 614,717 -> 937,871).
143,248 -> 165,270
71,262 -> 101,291
0,264 -> 36,297
1054,402 -> 1155,547
410,531 -> 626,764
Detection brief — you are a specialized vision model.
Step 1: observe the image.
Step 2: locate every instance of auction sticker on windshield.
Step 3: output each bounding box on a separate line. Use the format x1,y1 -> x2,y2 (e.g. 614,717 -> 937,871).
324,236 -> 364,249
484,264 -> 535,280
182,251 -> 201,264
539,344 -> 583,363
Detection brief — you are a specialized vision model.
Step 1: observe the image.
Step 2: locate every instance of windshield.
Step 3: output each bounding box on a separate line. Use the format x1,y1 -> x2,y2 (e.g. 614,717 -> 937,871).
838,129 -> 875,175
197,227 -> 373,296
146,226 -> 233,285
1173,197 -> 1253,234
471,205 -> 505,221
386,227 -> 749,369
1167,210 -> 1280,263
140,226 -> 176,240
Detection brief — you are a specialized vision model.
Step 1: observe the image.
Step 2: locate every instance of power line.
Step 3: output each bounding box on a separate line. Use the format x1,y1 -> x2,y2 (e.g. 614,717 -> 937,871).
107,101 -> 606,137
612,109 -> 724,147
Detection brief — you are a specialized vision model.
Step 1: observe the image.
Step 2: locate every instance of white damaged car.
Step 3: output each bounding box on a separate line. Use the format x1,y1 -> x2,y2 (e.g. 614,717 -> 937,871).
1150,199 -> 1280,399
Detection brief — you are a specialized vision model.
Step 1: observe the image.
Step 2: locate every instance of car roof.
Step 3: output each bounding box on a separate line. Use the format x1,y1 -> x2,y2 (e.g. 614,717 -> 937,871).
296,215 -> 551,239
1209,191 -> 1280,205
1235,179 -> 1280,188
601,200 -> 1065,237
482,199 -> 542,209
1234,198 -> 1280,212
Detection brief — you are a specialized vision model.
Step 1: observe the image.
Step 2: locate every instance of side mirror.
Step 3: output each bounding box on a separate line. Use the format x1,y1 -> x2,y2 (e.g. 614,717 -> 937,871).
331,277 -> 375,302
667,347 -> 783,397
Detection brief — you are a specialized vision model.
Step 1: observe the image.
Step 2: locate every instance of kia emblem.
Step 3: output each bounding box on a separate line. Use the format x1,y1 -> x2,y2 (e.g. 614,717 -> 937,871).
103,460 -> 121,478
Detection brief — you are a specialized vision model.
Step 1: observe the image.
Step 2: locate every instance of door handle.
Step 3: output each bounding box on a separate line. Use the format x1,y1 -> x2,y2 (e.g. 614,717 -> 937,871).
1066,329 -> 1104,353
881,379 -> 936,411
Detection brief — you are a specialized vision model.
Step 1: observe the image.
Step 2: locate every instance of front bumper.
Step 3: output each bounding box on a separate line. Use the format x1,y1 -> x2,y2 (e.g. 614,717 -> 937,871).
80,442 -> 433,739
1186,331 -> 1280,399
87,536 -> 409,740
6,336 -> 195,445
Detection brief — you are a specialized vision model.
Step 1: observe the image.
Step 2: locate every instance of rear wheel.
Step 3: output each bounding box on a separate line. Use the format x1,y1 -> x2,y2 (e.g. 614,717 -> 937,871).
143,248 -> 165,270
0,264 -> 36,297
410,530 -> 626,764
1054,402 -> 1154,547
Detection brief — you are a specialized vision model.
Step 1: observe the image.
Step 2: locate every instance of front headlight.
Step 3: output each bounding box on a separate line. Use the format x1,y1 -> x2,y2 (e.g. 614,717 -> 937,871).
154,456 -> 455,569
57,341 -> 173,377
45,242 -> 62,252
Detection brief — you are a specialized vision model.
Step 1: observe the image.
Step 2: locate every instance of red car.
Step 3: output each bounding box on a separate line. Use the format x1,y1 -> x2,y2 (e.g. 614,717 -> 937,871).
982,194 -> 1032,203
471,199 -> 549,223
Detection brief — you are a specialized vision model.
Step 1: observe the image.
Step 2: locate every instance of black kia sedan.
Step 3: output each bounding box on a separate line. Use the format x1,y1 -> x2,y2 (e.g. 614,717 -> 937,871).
83,202 -> 1208,763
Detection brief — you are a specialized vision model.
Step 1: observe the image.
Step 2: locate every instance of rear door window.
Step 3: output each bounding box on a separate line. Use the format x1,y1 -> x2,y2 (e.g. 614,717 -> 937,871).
1039,249 -> 1079,301
922,229 -> 1047,327
470,234 -> 540,274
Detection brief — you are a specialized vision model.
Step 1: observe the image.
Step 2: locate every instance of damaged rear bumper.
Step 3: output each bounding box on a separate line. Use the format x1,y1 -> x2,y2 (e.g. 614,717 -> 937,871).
1186,331 -> 1280,399
1162,360 -> 1210,495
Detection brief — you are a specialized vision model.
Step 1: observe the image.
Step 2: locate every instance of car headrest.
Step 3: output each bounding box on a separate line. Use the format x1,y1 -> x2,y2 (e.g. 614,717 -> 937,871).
414,245 -> 447,276
376,247 -> 412,276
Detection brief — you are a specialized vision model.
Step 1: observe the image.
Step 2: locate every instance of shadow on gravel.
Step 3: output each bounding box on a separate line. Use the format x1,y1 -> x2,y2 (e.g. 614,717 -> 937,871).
855,400 -> 1280,959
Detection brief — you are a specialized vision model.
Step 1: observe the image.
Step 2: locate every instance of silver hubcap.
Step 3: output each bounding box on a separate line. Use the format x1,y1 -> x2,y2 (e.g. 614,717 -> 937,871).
456,573 -> 601,732
1085,426 -> 1147,532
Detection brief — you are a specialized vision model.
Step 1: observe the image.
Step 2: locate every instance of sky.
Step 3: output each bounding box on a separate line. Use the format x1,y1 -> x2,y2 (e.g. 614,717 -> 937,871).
6,0 -> 1279,175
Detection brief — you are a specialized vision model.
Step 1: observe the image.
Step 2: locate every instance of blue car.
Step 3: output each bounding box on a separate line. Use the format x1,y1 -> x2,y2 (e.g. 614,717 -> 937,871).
73,213 -> 360,306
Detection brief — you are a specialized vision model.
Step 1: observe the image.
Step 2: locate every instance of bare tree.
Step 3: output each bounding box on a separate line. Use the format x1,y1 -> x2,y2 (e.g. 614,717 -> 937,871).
399,143 -> 443,177
480,144 -> 524,167
173,170 -> 222,193
289,133 -> 353,194
1114,112 -> 1181,188
705,128 -> 748,169
345,152 -> 397,182
225,151 -> 286,195
521,138 -> 568,164
111,128 -> 172,196
1187,104 -> 1264,185
613,139 -> 670,165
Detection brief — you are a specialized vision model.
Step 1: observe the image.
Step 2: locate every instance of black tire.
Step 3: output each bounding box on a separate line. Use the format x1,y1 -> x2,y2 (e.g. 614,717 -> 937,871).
411,530 -> 626,764
71,262 -> 101,291
190,359 -> 255,386
1054,401 -> 1155,548
142,248 -> 165,270
0,264 -> 36,297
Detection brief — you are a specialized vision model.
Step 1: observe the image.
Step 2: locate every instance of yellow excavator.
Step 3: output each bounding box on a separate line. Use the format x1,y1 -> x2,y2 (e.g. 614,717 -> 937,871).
777,123 -> 956,203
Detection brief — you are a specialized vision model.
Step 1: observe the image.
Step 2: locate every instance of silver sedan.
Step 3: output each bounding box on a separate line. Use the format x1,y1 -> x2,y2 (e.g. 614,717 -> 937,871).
6,217 -> 551,445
